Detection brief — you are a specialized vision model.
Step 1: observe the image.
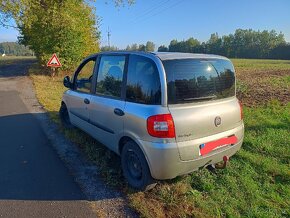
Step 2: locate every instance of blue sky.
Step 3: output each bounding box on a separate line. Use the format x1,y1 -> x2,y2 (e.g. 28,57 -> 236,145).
1,0 -> 290,49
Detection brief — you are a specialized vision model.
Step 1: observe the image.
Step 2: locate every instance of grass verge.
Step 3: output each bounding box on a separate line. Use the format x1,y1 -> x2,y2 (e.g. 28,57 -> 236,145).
29,60 -> 290,217
0,56 -> 35,66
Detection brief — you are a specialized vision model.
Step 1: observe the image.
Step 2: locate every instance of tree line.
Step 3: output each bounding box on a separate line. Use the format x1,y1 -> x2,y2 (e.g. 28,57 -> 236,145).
0,42 -> 33,56
101,41 -> 155,52
1,0 -> 289,72
158,29 -> 290,59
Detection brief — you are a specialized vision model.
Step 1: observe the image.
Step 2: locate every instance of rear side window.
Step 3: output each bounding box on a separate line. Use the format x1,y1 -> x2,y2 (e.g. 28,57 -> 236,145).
126,55 -> 161,105
96,55 -> 125,98
163,59 -> 235,104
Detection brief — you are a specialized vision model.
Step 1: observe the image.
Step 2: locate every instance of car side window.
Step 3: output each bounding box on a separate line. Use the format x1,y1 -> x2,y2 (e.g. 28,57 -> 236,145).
96,55 -> 125,98
75,58 -> 96,93
126,55 -> 161,105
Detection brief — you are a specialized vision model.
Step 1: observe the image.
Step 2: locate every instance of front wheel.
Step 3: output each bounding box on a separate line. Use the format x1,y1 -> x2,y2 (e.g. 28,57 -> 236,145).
59,103 -> 74,129
121,141 -> 156,191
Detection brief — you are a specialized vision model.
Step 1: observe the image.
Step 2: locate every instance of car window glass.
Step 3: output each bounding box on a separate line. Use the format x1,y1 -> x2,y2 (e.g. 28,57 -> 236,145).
96,55 -> 125,98
126,55 -> 161,105
163,59 -> 235,104
75,59 -> 95,93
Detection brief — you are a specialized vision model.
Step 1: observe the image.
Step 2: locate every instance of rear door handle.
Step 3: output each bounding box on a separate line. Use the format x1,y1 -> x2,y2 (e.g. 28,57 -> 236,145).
84,98 -> 90,104
114,108 -> 125,116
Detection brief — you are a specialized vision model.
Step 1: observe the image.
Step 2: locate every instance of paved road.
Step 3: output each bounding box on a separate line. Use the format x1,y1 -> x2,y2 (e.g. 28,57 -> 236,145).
0,59 -> 97,217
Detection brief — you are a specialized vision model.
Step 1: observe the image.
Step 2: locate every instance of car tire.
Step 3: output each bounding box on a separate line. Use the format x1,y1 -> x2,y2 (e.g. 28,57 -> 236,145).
59,103 -> 74,129
121,141 -> 156,191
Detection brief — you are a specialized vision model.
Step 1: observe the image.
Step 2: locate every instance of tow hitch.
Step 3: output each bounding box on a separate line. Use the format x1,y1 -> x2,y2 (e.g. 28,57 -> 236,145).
206,156 -> 229,172
215,156 -> 229,169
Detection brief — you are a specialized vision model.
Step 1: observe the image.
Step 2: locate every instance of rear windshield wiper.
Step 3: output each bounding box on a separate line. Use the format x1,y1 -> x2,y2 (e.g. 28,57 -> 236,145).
182,95 -> 217,101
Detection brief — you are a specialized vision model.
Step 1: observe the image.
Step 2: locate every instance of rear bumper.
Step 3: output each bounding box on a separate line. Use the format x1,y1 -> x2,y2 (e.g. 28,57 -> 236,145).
138,123 -> 244,180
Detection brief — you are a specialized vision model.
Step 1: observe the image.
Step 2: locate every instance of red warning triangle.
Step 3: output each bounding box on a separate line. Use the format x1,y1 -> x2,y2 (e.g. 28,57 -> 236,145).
47,53 -> 62,67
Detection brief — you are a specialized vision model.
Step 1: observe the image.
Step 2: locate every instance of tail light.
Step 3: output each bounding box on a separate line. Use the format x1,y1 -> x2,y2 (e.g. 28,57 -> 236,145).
147,114 -> 175,138
238,101 -> 243,120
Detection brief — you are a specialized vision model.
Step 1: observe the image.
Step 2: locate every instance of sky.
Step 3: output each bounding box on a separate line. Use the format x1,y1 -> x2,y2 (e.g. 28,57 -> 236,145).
1,0 -> 290,49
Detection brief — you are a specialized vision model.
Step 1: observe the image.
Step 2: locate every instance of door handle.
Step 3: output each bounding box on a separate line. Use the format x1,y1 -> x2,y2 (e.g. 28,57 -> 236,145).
84,98 -> 90,104
114,108 -> 125,116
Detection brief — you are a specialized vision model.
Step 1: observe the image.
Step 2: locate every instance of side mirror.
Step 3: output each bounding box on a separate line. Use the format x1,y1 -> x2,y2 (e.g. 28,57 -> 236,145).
63,76 -> 72,89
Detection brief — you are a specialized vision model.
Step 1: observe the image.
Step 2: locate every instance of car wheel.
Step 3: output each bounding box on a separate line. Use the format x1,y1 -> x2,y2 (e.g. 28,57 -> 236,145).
59,103 -> 74,129
121,141 -> 156,191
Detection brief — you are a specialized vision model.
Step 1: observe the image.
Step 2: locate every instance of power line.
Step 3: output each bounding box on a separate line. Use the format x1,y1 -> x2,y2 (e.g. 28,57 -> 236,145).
131,0 -> 185,25
145,0 -> 185,20
131,0 -> 171,23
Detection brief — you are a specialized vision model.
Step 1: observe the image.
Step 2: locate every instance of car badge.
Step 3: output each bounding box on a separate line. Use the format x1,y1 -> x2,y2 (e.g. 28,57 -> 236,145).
214,116 -> 221,127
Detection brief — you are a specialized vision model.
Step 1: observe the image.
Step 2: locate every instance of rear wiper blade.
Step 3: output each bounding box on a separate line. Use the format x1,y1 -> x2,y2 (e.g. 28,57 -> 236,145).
182,95 -> 217,101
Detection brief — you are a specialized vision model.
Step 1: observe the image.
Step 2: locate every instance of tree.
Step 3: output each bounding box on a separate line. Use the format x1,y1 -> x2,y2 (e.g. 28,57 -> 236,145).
168,38 -> 200,53
269,43 -> 290,60
125,43 -> 138,51
0,0 -> 134,70
0,0 -> 99,70
158,45 -> 168,52
185,37 -> 200,53
101,45 -> 119,51
163,29 -> 288,59
0,42 -> 33,56
168,39 -> 178,51
206,33 -> 223,55
138,44 -> 146,51
145,41 -> 155,52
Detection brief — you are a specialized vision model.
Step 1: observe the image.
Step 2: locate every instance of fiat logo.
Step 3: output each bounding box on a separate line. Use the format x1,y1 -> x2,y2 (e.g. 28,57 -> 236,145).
214,116 -> 221,127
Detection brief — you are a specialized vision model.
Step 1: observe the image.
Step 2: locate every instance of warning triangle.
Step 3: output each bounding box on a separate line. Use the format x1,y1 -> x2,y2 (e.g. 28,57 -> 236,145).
47,53 -> 62,67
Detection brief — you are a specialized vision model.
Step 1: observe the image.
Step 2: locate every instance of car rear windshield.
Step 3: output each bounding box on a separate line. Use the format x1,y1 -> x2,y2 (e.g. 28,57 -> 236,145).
162,59 -> 235,104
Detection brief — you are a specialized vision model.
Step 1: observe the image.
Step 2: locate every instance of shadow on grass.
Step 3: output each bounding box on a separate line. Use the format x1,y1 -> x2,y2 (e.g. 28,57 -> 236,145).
246,122 -> 290,132
0,58 -> 37,77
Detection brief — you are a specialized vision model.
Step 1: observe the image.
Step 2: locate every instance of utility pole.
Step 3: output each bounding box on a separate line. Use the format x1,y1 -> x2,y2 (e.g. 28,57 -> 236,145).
107,27 -> 111,47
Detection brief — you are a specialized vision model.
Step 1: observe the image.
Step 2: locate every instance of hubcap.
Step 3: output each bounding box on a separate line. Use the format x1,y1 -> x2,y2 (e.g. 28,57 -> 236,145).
127,151 -> 142,179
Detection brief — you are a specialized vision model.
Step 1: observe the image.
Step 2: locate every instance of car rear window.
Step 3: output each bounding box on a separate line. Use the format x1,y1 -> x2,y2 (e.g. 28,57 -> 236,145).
162,59 -> 235,104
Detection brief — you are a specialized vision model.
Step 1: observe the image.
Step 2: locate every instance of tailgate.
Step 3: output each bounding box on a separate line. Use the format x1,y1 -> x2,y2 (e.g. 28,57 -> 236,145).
168,97 -> 243,160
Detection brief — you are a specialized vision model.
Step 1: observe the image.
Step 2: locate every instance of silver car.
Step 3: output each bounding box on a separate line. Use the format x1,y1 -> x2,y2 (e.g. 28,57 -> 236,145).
60,52 -> 244,190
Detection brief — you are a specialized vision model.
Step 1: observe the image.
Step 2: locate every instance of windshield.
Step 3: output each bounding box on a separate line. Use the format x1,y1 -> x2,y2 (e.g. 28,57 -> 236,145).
162,59 -> 235,104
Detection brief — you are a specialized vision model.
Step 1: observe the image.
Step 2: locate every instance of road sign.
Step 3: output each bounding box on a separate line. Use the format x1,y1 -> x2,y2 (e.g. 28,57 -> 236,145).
47,53 -> 62,67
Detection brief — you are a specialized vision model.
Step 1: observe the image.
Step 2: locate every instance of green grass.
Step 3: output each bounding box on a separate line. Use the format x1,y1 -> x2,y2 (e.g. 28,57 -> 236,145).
232,59 -> 290,71
129,102 -> 290,217
0,56 -> 35,65
26,59 -> 290,217
268,75 -> 290,89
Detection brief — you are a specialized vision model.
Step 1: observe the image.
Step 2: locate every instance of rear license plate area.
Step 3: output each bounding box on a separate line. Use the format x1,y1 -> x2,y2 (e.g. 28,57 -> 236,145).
199,135 -> 238,156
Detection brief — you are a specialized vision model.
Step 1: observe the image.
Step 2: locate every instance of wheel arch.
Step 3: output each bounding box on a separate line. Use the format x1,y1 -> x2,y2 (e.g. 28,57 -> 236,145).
118,135 -> 153,177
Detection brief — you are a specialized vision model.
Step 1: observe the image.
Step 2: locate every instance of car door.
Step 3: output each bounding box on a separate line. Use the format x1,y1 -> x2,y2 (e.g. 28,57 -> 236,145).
66,57 -> 97,132
87,55 -> 127,153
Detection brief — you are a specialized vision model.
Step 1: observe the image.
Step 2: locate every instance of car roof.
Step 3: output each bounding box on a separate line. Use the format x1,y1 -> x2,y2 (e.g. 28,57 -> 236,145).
91,51 -> 228,61
153,52 -> 229,61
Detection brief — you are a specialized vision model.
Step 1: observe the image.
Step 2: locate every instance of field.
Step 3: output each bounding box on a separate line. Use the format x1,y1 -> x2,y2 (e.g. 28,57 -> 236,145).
0,56 -> 35,63
28,59 -> 290,217
232,59 -> 290,107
